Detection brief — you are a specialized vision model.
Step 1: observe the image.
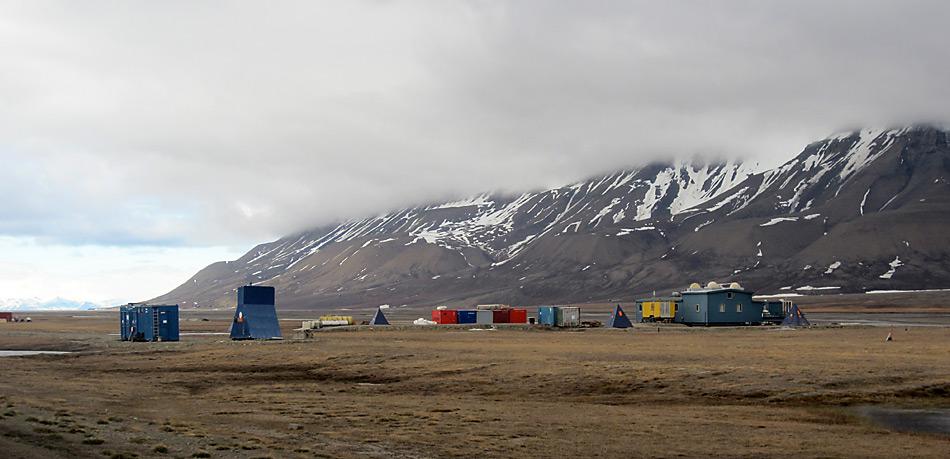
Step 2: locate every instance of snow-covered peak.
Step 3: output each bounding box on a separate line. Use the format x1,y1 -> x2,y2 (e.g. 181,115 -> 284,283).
672,126 -> 941,218
0,297 -> 104,311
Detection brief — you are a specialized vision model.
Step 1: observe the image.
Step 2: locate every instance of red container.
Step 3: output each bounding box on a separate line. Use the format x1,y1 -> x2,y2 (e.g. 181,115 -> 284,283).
431,309 -> 458,324
492,309 -> 510,323
508,308 -> 527,324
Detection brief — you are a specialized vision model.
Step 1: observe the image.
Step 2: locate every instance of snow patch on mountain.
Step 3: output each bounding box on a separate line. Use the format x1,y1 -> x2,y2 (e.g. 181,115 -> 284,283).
825,261 -> 842,274
838,128 -> 904,184
632,161 -> 754,221
760,217 -> 799,226
617,226 -> 656,236
879,256 -> 904,279
860,188 -> 870,215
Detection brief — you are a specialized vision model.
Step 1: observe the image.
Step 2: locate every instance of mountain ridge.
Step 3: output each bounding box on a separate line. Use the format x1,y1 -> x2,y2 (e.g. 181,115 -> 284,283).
153,125 -> 950,310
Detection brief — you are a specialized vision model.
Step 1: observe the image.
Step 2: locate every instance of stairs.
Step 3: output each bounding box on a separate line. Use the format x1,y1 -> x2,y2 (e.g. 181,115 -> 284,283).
152,309 -> 160,341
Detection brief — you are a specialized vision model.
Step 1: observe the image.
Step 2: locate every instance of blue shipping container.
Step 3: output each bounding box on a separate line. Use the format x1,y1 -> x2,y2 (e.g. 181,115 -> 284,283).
120,304 -> 180,342
457,310 -> 478,324
538,306 -> 557,326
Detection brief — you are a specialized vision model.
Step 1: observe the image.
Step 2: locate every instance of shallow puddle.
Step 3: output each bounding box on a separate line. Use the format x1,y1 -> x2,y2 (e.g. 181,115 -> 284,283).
854,406 -> 950,435
0,350 -> 72,357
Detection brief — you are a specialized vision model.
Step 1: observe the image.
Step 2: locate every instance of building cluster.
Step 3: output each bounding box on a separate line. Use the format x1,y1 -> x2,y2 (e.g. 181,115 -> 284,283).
430,304 -> 530,325
0,312 -> 31,323
635,281 -> 796,326
119,285 -> 282,342
117,281 -> 810,342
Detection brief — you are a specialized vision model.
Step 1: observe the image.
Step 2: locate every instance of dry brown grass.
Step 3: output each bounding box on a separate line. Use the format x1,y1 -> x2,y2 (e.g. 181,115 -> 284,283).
0,313 -> 947,458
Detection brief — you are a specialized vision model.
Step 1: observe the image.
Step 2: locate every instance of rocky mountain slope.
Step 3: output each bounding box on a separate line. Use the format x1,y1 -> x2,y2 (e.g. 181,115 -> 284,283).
153,125 -> 950,310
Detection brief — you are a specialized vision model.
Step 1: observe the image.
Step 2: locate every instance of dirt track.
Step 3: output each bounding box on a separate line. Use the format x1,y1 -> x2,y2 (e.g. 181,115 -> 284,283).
0,314 -> 948,458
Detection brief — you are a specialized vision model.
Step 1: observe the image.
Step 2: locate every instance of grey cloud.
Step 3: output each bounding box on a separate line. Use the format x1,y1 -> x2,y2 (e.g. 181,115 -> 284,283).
1,1 -> 948,246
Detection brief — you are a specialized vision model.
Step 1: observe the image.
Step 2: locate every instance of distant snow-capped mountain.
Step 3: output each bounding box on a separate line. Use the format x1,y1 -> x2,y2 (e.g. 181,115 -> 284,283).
0,297 -> 103,311
153,125 -> 950,309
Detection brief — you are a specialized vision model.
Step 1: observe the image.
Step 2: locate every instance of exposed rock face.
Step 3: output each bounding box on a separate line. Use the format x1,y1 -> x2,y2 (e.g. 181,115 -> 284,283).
153,126 -> 950,309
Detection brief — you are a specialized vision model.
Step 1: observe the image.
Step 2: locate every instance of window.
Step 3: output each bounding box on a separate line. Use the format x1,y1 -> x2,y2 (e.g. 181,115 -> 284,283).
736,304 -> 743,313
727,292 -> 734,299
695,304 -> 700,312
719,304 -> 725,313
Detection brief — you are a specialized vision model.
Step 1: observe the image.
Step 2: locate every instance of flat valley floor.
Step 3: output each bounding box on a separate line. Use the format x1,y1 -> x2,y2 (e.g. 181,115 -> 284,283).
1,312 -> 948,458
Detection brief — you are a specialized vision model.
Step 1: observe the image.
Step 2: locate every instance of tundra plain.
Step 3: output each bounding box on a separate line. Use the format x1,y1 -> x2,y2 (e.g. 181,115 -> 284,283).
0,309 -> 948,458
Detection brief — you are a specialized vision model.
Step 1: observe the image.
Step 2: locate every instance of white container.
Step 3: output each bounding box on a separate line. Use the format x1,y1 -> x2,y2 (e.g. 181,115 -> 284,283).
660,302 -> 673,318
476,310 -> 493,324
555,307 -> 580,327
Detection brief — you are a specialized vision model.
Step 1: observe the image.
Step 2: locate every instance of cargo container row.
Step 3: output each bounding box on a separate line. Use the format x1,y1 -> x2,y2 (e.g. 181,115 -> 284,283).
430,308 -> 529,325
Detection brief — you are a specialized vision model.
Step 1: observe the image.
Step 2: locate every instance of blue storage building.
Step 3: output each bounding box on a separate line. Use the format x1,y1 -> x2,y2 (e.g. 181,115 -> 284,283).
230,285 -> 282,340
119,304 -> 179,342
675,282 -> 764,326
537,306 -> 557,326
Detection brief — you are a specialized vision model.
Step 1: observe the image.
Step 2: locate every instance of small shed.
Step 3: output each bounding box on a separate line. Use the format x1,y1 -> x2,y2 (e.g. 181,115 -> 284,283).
675,282 -> 763,326
369,307 -> 390,325
0,312 -> 14,322
230,286 -> 282,340
606,304 -> 632,328
119,304 -> 179,342
781,304 -> 810,327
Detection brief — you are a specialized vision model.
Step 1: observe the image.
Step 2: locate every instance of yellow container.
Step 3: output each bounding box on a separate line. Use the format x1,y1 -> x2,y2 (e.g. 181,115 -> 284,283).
639,299 -> 678,322
319,315 -> 355,326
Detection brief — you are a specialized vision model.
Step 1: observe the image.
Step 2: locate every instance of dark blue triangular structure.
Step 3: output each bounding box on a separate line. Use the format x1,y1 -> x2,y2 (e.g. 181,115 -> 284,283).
370,307 -> 390,325
606,304 -> 633,328
781,303 -> 810,327
230,285 -> 282,340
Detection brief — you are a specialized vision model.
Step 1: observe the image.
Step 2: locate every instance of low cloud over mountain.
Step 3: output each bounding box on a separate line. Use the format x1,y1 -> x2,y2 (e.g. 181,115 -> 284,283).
155,126 -> 950,309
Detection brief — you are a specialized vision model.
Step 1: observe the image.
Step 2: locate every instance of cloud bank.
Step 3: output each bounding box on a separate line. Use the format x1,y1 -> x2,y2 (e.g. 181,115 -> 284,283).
2,1 -> 949,246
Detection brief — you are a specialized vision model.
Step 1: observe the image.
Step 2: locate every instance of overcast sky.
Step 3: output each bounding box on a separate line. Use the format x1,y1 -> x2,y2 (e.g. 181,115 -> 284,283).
2,1 -> 949,304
